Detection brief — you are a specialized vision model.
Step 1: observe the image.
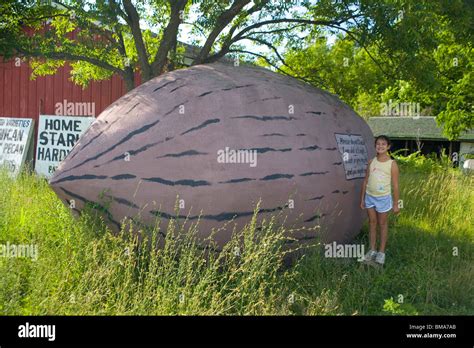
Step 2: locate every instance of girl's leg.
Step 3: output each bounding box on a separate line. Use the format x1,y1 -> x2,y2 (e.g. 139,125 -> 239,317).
367,208 -> 377,250
377,212 -> 389,252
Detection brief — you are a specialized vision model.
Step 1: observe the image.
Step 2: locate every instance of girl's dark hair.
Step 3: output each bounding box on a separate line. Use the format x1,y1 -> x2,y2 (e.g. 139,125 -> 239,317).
375,135 -> 391,146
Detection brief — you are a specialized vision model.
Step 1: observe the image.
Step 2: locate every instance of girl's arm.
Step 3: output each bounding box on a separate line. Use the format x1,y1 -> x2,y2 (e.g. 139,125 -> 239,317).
360,159 -> 371,209
391,160 -> 400,214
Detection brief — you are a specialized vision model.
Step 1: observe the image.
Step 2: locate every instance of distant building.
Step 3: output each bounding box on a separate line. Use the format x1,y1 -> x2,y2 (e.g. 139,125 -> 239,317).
367,116 -> 474,167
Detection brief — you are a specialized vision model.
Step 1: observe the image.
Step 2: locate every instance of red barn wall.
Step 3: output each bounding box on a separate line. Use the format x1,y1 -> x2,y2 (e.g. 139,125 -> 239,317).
0,58 -> 140,120
0,58 -> 141,163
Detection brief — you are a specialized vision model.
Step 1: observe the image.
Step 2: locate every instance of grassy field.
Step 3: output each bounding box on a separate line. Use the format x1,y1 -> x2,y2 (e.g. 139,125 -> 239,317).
0,154 -> 473,315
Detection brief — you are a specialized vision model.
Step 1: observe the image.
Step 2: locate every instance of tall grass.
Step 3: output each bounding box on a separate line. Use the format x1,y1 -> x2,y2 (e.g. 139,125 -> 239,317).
0,154 -> 472,315
0,169 -> 298,315
294,154 -> 474,315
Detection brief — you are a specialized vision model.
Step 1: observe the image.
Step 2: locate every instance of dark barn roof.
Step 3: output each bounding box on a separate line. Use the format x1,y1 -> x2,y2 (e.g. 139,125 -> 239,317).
367,117 -> 474,142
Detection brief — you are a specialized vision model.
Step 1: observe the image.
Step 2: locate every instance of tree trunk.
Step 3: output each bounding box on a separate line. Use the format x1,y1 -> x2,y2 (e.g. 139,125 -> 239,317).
152,0 -> 188,76
193,0 -> 251,65
124,68 -> 135,91
123,0 -> 153,82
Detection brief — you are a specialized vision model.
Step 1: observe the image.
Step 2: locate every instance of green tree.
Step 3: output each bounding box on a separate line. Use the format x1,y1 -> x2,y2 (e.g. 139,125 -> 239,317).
282,0 -> 473,139
1,0 -> 471,137
0,0 -> 360,90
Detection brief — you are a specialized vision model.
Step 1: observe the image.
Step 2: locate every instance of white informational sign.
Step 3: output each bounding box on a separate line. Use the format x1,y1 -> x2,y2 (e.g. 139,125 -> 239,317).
459,142 -> 474,168
35,115 -> 94,178
0,117 -> 35,176
334,133 -> 369,180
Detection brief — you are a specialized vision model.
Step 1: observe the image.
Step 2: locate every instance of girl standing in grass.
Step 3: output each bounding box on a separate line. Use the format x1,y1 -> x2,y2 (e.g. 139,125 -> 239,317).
360,135 -> 400,265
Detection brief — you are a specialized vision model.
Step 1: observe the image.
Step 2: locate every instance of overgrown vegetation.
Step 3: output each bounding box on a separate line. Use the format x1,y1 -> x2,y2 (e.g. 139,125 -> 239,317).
282,15 -> 473,139
0,154 -> 472,315
1,1 -> 472,136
